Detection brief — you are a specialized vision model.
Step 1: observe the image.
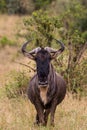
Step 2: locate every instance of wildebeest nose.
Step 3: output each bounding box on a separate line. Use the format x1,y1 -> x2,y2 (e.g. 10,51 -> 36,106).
40,76 -> 47,82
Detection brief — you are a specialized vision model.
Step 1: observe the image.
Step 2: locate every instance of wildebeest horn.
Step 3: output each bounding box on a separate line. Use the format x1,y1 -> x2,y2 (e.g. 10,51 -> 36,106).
54,39 -> 65,52
45,39 -> 65,58
21,40 -> 41,59
51,39 -> 65,58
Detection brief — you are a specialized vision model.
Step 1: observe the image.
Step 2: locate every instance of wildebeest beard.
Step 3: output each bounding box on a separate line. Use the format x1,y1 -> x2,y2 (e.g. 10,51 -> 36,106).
36,59 -> 50,85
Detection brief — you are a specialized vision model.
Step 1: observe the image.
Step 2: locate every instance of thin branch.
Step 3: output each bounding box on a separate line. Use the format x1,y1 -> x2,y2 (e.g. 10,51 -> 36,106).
75,42 -> 87,65
67,41 -> 73,71
14,61 -> 36,72
54,59 -> 63,67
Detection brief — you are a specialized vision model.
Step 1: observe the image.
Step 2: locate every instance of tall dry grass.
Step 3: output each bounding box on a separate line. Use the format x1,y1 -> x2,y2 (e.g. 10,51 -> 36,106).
0,15 -> 19,39
0,93 -> 87,130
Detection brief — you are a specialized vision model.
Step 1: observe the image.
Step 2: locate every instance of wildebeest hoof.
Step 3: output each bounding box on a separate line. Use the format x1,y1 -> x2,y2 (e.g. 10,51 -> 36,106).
34,121 -> 46,127
50,122 -> 55,127
34,121 -> 39,126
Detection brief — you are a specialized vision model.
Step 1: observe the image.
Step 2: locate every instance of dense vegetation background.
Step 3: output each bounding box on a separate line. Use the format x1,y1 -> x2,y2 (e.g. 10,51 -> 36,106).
0,0 -> 87,129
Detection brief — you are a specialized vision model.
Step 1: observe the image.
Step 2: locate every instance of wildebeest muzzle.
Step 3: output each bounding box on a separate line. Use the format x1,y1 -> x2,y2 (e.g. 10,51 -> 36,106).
38,80 -> 48,87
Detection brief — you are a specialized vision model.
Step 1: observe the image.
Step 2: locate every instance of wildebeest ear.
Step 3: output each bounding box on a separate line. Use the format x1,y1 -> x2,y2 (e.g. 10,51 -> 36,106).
45,46 -> 64,59
21,40 -> 41,60
51,48 -> 64,59
21,51 -> 35,60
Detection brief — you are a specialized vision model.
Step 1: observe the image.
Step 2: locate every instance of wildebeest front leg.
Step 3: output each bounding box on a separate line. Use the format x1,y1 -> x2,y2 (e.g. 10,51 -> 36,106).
44,109 -> 50,125
35,113 -> 40,125
34,102 -> 45,125
50,100 -> 57,126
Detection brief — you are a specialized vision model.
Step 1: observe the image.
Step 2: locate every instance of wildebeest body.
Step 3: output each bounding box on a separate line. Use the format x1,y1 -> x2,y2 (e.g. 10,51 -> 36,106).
21,39 -> 66,126
28,66 -> 66,107
28,64 -> 66,125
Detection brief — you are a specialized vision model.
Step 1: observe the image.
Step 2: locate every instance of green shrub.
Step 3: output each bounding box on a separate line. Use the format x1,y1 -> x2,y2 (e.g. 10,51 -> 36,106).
5,71 -> 29,98
67,59 -> 87,97
34,0 -> 53,10
82,31 -> 87,41
57,0 -> 87,95
7,0 -> 35,14
0,0 -> 7,13
18,3 -> 87,97
22,10 -> 62,47
0,36 -> 16,47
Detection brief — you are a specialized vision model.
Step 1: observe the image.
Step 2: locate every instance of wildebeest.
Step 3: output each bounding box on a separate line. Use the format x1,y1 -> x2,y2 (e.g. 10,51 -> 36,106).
21,39 -> 66,126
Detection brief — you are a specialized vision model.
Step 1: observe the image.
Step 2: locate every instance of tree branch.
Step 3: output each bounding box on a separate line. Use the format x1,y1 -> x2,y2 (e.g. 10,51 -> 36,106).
67,41 -> 73,71
14,61 -> 36,72
75,42 -> 87,65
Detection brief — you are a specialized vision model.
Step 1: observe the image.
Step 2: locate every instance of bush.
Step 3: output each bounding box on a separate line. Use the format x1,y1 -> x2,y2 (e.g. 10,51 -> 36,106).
19,8 -> 87,97
58,0 -> 87,95
5,71 -> 29,98
7,0 -> 35,14
34,0 -> 53,10
0,36 -> 16,47
22,10 -> 62,47
0,0 -> 7,13
67,59 -> 87,96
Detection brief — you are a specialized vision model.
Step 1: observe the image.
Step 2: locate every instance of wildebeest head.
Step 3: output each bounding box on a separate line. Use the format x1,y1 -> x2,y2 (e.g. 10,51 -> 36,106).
35,48 -> 51,85
21,39 -> 65,85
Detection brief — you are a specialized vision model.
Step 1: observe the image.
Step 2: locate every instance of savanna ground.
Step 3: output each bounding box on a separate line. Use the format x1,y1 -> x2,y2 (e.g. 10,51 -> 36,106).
0,15 -> 87,130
